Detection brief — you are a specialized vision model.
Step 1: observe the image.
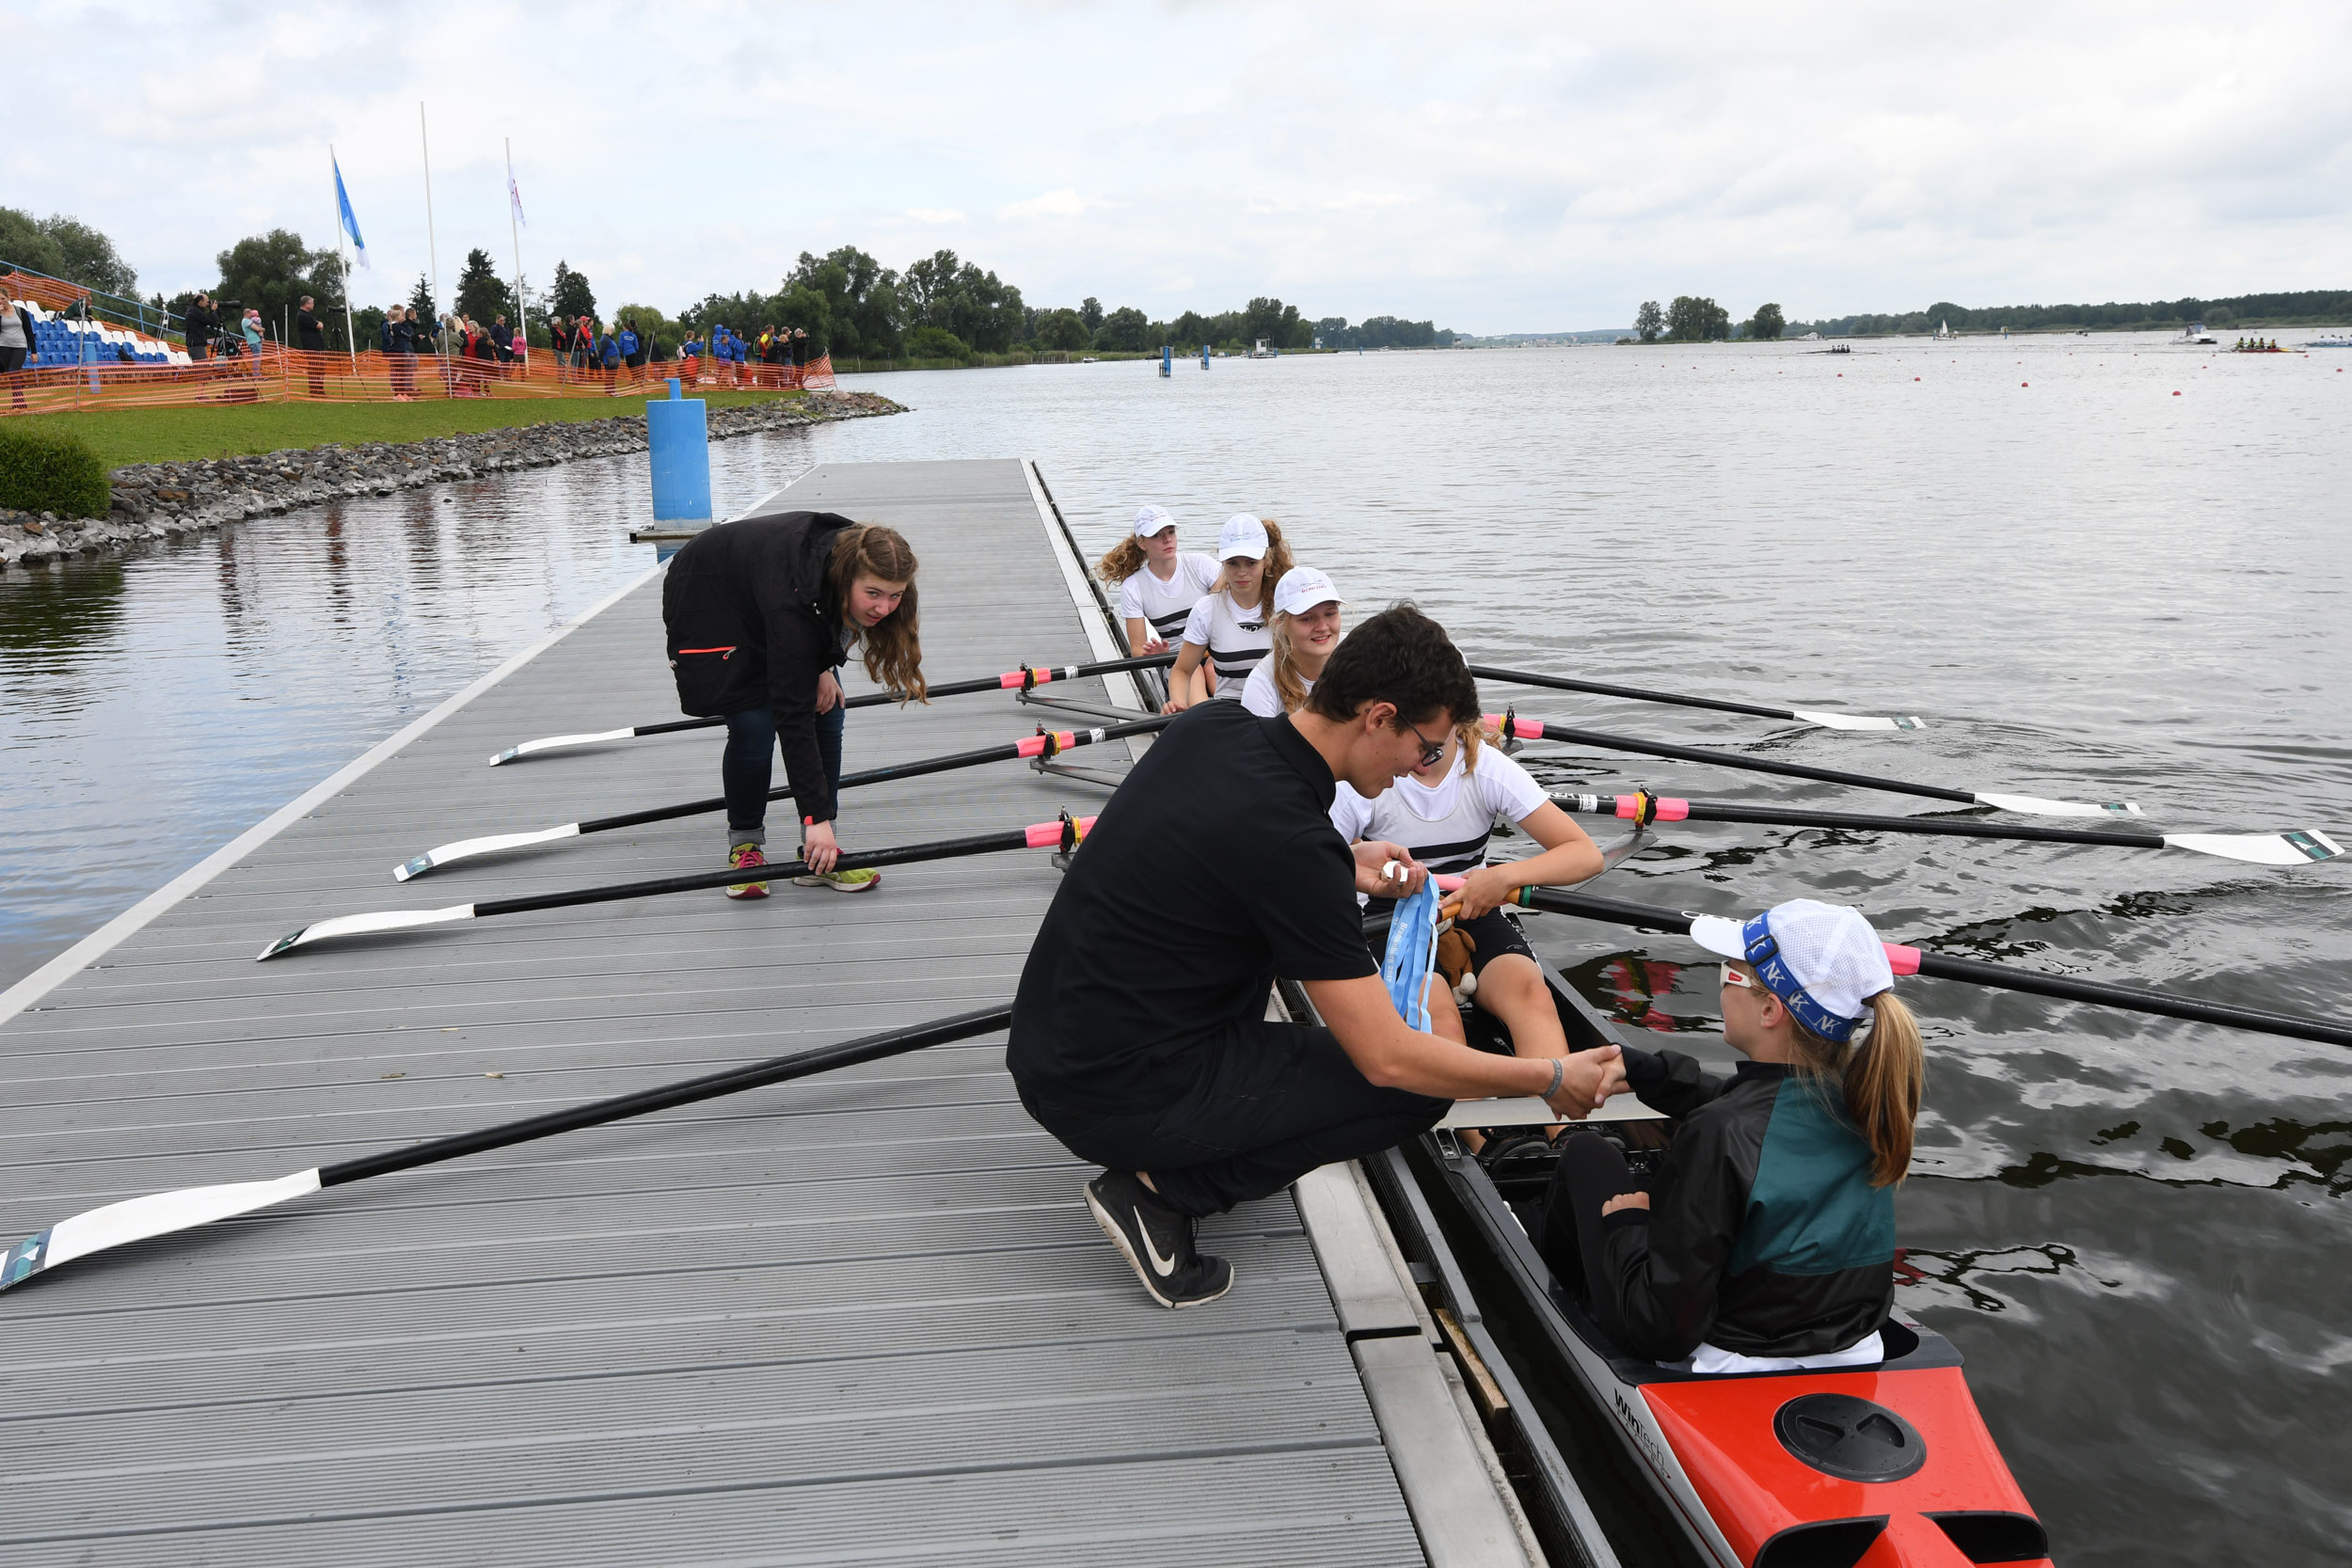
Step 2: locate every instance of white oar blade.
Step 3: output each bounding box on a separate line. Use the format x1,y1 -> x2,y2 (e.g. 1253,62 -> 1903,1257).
2164,830 -> 2345,867
3,1169 -> 321,1292
395,823 -> 581,881
258,904 -> 474,961
1791,709 -> 1928,733
1974,792 -> 2144,819
487,728 -> 633,767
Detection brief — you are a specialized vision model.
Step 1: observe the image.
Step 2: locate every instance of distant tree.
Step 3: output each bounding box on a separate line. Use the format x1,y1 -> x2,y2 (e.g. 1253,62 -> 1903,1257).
908,325 -> 972,361
1664,295 -> 1730,341
1079,296 -> 1104,334
453,248 -> 514,324
1036,308 -> 1090,352
212,230 -> 341,339
1747,302 -> 1785,341
548,261 -> 596,323
786,246 -> 902,357
1094,306 -> 1152,353
1356,315 -> 1438,349
1315,315 -> 1356,350
1634,300 -> 1663,342
0,208 -> 139,297
1170,309 -> 1210,347
407,272 -> 438,322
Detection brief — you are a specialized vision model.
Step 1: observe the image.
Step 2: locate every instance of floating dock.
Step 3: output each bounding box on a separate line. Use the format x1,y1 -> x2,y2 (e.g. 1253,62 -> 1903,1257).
0,460 -> 1576,1565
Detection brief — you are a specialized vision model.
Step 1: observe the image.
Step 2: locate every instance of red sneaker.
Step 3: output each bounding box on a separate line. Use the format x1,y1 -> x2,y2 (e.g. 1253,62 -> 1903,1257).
725,843 -> 770,899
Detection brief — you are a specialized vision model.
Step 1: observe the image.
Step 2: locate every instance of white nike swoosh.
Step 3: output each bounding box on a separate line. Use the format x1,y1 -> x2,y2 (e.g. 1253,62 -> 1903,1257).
1136,1208 -> 1180,1276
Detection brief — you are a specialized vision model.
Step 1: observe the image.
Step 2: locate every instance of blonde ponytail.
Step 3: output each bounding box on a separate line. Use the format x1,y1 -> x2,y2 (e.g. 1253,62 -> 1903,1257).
1094,535 -> 1148,585
1785,990 -> 1924,1187
1268,610 -> 1309,712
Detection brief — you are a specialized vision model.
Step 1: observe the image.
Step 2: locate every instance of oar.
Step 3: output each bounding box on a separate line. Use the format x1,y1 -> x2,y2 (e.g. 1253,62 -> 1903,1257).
401,718 -> 1168,879
262,814 -> 1095,959
1489,712 -> 2138,819
1469,662 -> 1922,733
0,1005 -> 1013,1298
1511,886 -> 2352,1049
1551,791 -> 2344,868
487,654 -> 1177,765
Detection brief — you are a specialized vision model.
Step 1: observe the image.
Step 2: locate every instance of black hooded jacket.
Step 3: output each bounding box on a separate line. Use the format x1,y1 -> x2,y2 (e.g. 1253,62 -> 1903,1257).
660,509 -> 858,823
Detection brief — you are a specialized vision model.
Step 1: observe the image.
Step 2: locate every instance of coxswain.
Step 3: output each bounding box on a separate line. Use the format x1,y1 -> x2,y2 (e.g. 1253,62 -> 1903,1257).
1010,605 -> 1627,1307
1164,514 -> 1293,711
1240,565 -> 1344,717
1537,898 -> 1923,1371
660,511 -> 926,897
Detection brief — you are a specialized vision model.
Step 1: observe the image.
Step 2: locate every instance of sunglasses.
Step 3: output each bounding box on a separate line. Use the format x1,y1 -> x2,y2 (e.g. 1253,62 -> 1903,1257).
1720,963 -> 1756,992
1404,720 -> 1447,769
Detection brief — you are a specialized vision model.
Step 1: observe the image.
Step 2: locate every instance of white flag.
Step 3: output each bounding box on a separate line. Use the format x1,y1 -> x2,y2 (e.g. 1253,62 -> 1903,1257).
508,153 -> 526,228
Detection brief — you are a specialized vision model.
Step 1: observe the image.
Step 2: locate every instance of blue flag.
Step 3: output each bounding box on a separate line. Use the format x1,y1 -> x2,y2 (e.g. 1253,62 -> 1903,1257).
334,154 -> 369,270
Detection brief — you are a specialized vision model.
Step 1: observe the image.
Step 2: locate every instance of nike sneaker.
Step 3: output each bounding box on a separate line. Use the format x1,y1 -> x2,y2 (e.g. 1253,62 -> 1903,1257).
1084,1170 -> 1234,1308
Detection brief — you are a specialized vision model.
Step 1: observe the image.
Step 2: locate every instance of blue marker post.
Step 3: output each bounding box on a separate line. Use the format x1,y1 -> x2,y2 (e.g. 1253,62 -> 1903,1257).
645,378 -> 712,531
1160,344 -> 1172,377
1200,343 -> 1211,370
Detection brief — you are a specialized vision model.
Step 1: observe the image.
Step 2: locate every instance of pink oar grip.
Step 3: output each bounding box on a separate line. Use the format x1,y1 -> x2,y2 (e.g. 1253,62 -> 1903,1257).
1513,717 -> 1543,739
1435,874 -> 1467,892
1614,795 -> 1692,820
1057,730 -> 1076,749
1883,943 -> 1922,976
1016,736 -> 1047,758
1025,820 -> 1060,847
997,671 -> 1025,689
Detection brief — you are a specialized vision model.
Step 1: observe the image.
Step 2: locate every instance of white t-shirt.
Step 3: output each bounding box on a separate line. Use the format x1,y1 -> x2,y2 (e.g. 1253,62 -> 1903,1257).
1240,663 -> 1311,717
1330,746 -> 1549,875
1181,590 -> 1274,697
1118,554 -> 1220,647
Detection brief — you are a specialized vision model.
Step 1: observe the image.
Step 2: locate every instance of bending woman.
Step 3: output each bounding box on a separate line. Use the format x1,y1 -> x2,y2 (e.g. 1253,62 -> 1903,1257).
1537,898 -> 1923,1371
1165,514 -> 1294,711
1098,504 -> 1218,660
1241,565 -> 1344,717
1334,715 -> 1603,1061
661,512 -> 926,897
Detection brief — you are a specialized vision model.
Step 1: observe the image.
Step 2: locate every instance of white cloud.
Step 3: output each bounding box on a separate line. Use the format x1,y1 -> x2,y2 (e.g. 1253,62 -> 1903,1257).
8,0 -> 2348,333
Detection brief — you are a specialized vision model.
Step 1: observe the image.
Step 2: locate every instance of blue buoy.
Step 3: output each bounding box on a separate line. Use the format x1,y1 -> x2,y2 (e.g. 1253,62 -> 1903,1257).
1200,343 -> 1211,370
1161,345 -> 1172,377
646,380 -> 712,527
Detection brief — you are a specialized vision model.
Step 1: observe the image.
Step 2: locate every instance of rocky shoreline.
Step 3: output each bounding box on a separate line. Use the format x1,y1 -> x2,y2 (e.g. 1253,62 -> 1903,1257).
0,390 -> 905,571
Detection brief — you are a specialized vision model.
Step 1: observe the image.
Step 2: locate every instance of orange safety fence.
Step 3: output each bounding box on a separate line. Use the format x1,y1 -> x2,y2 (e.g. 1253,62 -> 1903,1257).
0,346 -> 834,416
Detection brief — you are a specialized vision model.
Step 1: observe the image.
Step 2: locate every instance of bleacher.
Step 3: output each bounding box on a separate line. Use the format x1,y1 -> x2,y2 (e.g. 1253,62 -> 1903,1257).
11,299 -> 190,366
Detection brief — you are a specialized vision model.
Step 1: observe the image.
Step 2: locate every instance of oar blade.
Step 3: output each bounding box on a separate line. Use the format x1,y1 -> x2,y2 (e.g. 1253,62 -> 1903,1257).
2,1169 -> 322,1294
395,823 -> 582,881
2164,830 -> 2346,867
487,728 -> 634,767
1973,791 -> 2144,818
1791,709 -> 1928,733
258,904 -> 474,961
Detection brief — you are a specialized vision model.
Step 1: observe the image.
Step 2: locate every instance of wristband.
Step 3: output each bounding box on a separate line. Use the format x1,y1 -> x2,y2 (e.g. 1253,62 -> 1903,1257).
1544,1056 -> 1565,1100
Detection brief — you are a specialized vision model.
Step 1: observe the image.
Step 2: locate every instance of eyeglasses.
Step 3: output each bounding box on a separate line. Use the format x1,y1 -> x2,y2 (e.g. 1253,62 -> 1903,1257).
1719,964 -> 1756,992
1404,720 -> 1447,769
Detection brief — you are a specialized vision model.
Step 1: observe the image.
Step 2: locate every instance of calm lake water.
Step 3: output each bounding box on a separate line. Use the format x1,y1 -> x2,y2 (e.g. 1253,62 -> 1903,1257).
4,337 -> 2347,1561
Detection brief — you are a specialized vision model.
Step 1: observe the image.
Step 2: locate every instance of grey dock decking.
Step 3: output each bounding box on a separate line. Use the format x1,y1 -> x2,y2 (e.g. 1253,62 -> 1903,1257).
0,459 -> 1532,1566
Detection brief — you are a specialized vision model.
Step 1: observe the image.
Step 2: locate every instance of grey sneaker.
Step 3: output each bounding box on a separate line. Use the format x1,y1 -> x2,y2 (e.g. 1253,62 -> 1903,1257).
1084,1171 -> 1234,1308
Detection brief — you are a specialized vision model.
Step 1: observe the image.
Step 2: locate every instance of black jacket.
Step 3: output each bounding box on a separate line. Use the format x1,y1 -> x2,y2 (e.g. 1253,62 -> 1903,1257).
296,309 -> 326,352
661,510 -> 858,822
1586,1049 -> 1897,1361
183,304 -> 218,354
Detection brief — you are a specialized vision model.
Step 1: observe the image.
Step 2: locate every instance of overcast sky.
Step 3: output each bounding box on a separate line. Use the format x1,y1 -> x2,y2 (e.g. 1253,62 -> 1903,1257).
13,1 -> 2349,333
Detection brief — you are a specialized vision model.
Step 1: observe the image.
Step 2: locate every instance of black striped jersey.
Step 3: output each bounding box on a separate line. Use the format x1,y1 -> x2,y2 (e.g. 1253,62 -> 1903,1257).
1329,746 -> 1549,875
1180,590 -> 1275,697
1117,554 -> 1220,647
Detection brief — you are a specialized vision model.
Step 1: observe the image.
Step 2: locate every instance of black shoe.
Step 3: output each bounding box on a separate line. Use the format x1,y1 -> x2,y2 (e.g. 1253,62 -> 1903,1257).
1084,1171 -> 1234,1308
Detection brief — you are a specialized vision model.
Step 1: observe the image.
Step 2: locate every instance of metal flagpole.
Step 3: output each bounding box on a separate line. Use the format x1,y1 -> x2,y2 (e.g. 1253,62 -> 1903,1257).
505,138 -> 526,365
332,146 -> 357,373
420,103 -> 445,364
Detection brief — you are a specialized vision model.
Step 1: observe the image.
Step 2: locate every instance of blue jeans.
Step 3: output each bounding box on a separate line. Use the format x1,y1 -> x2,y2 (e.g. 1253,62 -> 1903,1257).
723,703 -> 844,848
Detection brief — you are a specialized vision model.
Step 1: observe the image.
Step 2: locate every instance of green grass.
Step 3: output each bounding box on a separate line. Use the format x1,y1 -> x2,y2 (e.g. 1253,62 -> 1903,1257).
15,388 -> 805,469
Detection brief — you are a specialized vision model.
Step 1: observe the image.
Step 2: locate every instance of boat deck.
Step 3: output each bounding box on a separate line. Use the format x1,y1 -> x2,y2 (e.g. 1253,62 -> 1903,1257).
0,459 -> 1536,1565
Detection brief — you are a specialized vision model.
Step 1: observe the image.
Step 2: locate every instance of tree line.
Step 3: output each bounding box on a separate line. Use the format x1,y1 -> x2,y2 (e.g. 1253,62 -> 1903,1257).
1787,290 -> 2352,337
1627,297 -> 1785,342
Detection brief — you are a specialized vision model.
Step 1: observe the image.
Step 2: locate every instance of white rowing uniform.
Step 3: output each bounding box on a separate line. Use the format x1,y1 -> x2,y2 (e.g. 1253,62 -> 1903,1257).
1180,590 -> 1274,698
1330,746 -> 1548,876
1118,554 -> 1220,648
1239,663 -> 1311,717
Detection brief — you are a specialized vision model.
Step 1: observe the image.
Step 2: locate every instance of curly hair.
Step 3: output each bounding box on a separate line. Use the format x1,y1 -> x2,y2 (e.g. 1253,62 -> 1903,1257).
827,524 -> 927,702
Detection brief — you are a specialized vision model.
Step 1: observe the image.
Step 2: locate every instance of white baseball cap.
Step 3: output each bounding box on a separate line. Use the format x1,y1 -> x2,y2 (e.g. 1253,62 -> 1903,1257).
1134,504 -> 1175,537
1274,565 -> 1344,617
1691,898 -> 1895,1043
1216,514 -> 1270,561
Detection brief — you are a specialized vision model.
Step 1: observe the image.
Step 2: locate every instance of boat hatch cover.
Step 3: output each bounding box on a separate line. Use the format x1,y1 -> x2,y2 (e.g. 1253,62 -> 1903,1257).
1773,1392 -> 1928,1481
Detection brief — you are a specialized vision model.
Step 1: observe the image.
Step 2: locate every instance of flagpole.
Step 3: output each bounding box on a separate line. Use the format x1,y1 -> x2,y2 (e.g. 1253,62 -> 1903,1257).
505,137 -> 526,363
420,103 -> 445,363
331,146 -> 358,373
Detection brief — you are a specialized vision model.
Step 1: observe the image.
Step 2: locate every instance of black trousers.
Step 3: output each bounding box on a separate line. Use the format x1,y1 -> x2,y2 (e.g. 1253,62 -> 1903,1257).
1021,1019 -> 1449,1218
1536,1132 -> 1655,1344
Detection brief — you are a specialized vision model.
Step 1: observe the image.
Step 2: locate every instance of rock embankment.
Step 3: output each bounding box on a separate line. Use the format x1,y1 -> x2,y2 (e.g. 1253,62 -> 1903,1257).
0,390 -> 904,570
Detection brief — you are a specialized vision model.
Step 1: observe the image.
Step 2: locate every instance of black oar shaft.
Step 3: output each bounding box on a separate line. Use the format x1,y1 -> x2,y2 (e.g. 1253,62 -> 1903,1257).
1517,887 -> 2352,1050
1554,796 -> 2167,849
471,827 -> 1041,918
1525,721 -> 1977,804
1470,663 -> 1794,721
320,1006 -> 1012,1187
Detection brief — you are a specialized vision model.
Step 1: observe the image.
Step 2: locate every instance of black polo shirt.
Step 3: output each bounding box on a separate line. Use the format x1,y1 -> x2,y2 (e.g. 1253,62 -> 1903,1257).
1009,700 -> 1378,1112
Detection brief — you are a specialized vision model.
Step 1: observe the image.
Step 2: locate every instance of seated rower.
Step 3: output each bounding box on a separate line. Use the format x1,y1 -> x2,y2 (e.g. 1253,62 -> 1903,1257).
1097,503 -> 1219,659
1240,565 -> 1344,717
1537,899 -> 1923,1372
1164,514 -> 1292,712
1335,716 -> 1604,1066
